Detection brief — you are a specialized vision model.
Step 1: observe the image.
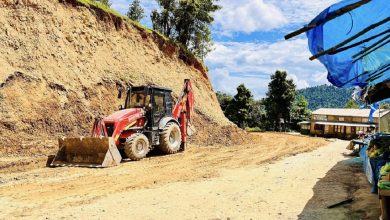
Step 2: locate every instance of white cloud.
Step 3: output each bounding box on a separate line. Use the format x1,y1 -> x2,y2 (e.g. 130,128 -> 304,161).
214,0 -> 287,35
213,0 -> 339,36
206,38 -> 329,98
313,71 -> 330,84
288,73 -> 309,89
272,0 -> 340,24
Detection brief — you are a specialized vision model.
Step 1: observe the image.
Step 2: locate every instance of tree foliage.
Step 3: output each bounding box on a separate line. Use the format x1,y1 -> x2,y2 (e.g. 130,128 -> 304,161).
216,91 -> 233,113
93,0 -> 112,7
264,71 -> 296,131
297,85 -> 352,110
290,95 -> 311,130
228,84 -> 253,128
151,0 -> 220,60
344,99 -> 359,109
247,100 -> 266,129
127,0 -> 145,22
380,102 -> 390,109
216,85 -> 257,129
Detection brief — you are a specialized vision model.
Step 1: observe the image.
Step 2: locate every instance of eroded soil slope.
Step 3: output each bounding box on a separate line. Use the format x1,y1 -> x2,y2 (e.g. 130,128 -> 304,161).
0,0 -> 240,156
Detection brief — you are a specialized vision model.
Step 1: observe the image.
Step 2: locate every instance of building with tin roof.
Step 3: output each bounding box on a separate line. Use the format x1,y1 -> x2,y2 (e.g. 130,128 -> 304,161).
299,108 -> 390,139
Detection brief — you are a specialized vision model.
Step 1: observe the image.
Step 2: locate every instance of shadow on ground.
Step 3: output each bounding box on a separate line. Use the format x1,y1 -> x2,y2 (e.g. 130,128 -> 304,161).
298,157 -> 380,219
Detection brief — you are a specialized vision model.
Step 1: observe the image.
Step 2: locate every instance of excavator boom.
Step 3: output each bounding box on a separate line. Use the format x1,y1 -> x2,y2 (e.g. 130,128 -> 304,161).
172,79 -> 195,148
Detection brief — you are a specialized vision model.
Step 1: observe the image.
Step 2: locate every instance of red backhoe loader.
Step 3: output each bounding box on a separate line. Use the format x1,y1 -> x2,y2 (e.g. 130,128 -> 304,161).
50,79 -> 194,167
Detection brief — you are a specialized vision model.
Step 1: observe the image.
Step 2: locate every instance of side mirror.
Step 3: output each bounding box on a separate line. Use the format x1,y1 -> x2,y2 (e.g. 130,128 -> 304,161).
118,89 -> 123,99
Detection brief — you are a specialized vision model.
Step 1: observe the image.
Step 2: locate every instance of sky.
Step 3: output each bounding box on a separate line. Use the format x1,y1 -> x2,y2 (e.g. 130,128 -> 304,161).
111,0 -> 340,98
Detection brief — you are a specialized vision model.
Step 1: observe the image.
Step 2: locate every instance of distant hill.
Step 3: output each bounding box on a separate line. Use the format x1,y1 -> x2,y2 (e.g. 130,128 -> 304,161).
297,85 -> 352,110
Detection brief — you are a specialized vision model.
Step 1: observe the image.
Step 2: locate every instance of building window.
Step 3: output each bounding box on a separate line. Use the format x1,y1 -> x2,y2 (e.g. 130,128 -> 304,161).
313,115 -> 327,121
339,117 -> 344,121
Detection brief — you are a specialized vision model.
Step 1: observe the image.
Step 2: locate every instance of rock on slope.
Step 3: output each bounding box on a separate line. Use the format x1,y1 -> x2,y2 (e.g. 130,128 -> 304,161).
0,0 -> 243,155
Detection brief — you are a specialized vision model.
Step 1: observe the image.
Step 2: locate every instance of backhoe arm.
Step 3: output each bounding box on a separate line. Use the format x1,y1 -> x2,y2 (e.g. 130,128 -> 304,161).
172,79 -> 194,148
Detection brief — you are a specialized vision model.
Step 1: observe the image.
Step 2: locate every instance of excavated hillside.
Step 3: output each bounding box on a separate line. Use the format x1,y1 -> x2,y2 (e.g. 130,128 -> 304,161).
0,0 -> 245,156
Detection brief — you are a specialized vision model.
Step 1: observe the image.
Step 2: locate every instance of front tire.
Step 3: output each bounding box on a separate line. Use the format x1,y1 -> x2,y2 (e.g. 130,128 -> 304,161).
124,133 -> 150,161
159,122 -> 182,154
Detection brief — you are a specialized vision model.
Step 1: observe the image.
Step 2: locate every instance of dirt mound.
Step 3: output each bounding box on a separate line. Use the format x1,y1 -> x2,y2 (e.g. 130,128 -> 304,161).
0,0 -> 240,156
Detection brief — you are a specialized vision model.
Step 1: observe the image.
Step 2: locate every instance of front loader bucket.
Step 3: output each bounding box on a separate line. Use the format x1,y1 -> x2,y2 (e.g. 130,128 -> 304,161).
50,137 -> 122,168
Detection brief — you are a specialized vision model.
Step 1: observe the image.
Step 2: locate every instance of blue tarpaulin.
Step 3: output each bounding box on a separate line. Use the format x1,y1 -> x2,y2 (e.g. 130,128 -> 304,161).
306,0 -> 389,90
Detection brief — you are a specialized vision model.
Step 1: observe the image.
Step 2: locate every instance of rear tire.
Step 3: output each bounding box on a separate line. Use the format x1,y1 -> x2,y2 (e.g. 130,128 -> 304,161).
159,122 -> 182,154
124,133 -> 150,161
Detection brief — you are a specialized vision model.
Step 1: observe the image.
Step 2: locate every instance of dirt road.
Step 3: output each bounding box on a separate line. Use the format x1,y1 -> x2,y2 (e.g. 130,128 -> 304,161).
0,134 -> 369,219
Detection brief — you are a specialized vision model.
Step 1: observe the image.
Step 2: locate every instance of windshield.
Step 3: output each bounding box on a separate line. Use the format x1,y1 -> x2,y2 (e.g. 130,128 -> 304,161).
127,91 -> 150,108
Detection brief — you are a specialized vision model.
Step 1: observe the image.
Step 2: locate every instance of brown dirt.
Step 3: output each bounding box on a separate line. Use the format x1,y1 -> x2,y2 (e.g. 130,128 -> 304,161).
2,137 -> 379,220
0,0 -> 242,157
0,133 -> 327,219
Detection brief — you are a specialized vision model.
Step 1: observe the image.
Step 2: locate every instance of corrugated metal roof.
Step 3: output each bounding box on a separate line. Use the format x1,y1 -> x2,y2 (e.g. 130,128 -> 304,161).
312,108 -> 390,118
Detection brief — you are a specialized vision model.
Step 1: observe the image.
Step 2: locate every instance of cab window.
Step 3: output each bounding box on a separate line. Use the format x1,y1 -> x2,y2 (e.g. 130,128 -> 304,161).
128,92 -> 150,108
154,93 -> 165,113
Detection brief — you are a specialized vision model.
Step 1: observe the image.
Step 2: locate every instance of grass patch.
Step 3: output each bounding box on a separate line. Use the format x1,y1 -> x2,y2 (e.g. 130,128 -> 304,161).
76,0 -> 123,17
245,127 -> 263,132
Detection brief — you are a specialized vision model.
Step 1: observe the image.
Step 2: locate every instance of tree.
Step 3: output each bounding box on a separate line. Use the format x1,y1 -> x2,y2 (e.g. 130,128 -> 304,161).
290,95 -> 311,130
216,91 -> 233,113
151,0 -> 221,60
344,99 -> 359,108
247,100 -> 266,129
94,0 -> 112,7
227,84 -> 253,128
380,102 -> 390,109
216,91 -> 266,129
127,0 -> 145,22
151,0 -> 177,38
264,71 -> 296,131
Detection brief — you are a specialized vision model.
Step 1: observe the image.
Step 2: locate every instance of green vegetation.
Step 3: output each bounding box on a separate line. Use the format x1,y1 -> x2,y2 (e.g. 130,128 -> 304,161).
216,71 -> 309,132
290,95 -> 311,130
216,85 -> 253,128
264,71 -> 296,131
93,0 -> 111,7
245,127 -> 263,132
297,85 -> 352,110
381,102 -> 390,109
229,84 -> 253,128
73,0 -> 206,71
151,0 -> 221,60
127,0 -> 145,22
77,0 -> 121,17
247,100 -> 266,129
344,99 -> 359,108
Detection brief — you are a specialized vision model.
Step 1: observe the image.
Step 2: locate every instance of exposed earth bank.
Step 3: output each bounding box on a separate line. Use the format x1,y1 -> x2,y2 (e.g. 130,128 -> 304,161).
0,0 -> 243,157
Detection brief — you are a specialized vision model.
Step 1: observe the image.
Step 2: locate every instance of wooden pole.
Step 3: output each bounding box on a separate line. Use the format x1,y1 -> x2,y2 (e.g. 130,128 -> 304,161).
339,63 -> 389,87
329,30 -> 390,55
284,0 -> 371,40
367,66 -> 390,82
309,17 -> 390,60
353,39 -> 390,63
353,35 -> 390,58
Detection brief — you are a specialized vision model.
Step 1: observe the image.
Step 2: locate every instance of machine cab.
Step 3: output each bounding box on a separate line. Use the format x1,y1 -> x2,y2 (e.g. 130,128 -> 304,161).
123,85 -> 173,128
